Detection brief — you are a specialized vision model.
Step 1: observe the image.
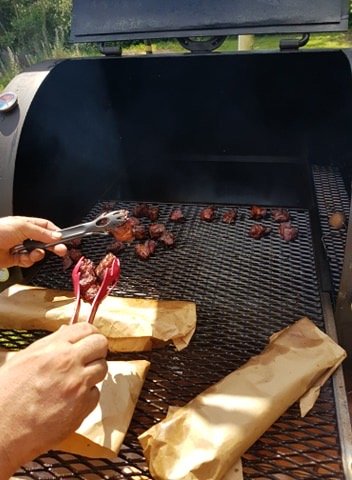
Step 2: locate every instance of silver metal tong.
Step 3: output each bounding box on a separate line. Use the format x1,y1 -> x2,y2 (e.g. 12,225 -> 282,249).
11,210 -> 129,255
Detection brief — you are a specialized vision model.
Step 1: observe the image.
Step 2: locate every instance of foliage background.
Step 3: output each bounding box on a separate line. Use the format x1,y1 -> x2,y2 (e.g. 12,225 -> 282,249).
1,0 -> 352,89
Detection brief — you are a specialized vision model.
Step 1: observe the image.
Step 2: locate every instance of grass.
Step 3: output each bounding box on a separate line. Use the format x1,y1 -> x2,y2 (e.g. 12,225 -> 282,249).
1,31 -> 352,91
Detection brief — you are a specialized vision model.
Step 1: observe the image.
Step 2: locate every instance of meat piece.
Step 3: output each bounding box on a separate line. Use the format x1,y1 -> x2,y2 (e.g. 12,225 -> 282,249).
100,201 -> 116,213
63,246 -> 82,270
329,212 -> 345,230
200,205 -> 216,222
169,208 -> 185,222
271,208 -> 290,223
160,231 -> 175,247
96,252 -> 117,282
83,284 -> 100,304
133,224 -> 147,240
79,258 -> 98,296
69,238 -> 82,248
62,254 -> 73,271
222,208 -> 237,224
148,206 -> 160,222
149,223 -> 166,239
250,206 -> 267,220
249,224 -> 271,239
111,217 -> 139,242
69,248 -> 83,263
106,240 -> 125,255
135,240 -> 157,260
278,223 -> 298,242
133,203 -> 150,218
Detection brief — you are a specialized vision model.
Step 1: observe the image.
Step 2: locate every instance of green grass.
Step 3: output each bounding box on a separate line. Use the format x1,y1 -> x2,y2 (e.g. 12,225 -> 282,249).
1,32 -> 352,91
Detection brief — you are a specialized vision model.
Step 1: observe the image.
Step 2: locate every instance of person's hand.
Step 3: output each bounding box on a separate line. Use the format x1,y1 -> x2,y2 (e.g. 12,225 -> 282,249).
0,216 -> 67,268
0,323 -> 108,479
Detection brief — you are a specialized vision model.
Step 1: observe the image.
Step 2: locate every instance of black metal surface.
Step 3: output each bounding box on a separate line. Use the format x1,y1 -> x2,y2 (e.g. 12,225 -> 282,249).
3,198 -> 345,479
70,0 -> 349,43
12,51 -> 352,227
313,165 -> 350,299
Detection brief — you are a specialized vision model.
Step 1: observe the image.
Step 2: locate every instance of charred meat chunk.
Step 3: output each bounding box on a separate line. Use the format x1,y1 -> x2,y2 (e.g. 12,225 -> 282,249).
148,206 -> 160,222
133,203 -> 150,218
83,284 -> 100,304
63,254 -> 73,271
111,217 -> 139,242
69,238 -> 82,248
250,206 -> 267,220
149,223 -> 166,239
77,253 -> 119,304
159,231 -> 175,247
79,258 -> 98,297
249,224 -> 271,239
169,208 -> 185,222
278,222 -> 298,242
106,240 -> 125,255
222,208 -> 237,224
69,248 -> 83,263
135,240 -> 157,260
200,205 -> 216,222
133,224 -> 147,240
63,247 -> 83,271
96,252 -> 117,282
329,211 -> 345,230
100,201 -> 116,213
271,208 -> 290,223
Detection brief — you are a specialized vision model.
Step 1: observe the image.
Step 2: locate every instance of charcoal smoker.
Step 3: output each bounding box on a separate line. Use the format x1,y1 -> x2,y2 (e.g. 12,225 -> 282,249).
1,1 -> 352,478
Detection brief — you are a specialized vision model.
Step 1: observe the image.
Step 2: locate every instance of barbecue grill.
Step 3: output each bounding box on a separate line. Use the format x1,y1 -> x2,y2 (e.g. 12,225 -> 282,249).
1,1 -> 352,478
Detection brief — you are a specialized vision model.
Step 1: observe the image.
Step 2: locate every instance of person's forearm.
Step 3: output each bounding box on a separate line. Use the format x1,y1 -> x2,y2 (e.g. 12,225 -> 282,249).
0,442 -> 19,480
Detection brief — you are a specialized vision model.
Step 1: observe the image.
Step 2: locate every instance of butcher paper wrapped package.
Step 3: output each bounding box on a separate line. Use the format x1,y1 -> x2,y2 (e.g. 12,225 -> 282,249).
0,284 -> 196,352
139,318 -> 346,480
56,359 -> 150,458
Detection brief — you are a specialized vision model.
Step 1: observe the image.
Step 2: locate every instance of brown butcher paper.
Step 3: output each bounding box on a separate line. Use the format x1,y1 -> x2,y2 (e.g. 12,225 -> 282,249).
55,359 -> 150,458
139,317 -> 346,480
0,284 -> 196,352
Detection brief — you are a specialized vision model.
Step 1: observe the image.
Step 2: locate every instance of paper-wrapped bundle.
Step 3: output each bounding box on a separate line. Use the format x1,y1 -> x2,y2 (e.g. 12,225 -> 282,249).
56,359 -> 150,458
0,284 -> 196,352
0,353 -> 149,459
139,318 -> 346,480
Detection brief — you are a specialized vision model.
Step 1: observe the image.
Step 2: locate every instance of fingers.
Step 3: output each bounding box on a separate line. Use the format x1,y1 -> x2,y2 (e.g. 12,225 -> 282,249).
19,220 -> 62,244
74,332 -> 108,365
83,359 -> 108,388
83,386 -> 100,416
56,322 -> 99,344
21,217 -> 61,232
48,243 -> 67,257
7,249 -> 45,268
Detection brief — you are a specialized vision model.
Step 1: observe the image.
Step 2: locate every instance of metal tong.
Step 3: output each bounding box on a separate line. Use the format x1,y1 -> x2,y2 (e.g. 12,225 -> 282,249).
70,255 -> 120,324
11,210 -> 129,255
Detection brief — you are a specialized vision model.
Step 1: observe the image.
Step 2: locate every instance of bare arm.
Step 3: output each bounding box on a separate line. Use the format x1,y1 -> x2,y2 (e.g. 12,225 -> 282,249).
0,323 -> 108,478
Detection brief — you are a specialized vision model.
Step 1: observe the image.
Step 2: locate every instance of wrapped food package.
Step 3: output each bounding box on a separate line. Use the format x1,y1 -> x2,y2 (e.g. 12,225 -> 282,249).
0,354 -> 149,459
0,284 -> 196,352
139,318 -> 346,480
56,360 -> 150,458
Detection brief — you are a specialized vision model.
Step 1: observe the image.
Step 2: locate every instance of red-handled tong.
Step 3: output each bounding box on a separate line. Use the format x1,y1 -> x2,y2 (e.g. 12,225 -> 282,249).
70,256 -> 120,324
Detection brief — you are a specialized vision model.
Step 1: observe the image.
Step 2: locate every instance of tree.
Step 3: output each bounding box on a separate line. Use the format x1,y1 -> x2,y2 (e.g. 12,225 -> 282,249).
0,0 -> 72,52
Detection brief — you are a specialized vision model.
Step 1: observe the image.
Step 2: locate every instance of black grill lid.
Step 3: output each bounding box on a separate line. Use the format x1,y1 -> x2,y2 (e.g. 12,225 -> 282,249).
70,0 -> 349,43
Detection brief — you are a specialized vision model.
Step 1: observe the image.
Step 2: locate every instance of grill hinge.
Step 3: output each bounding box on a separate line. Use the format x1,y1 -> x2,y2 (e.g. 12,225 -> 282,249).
99,42 -> 122,56
279,33 -> 310,51
178,36 -> 226,53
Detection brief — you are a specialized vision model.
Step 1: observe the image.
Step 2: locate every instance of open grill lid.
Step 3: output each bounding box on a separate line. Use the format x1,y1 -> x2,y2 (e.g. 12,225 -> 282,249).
70,0 -> 349,43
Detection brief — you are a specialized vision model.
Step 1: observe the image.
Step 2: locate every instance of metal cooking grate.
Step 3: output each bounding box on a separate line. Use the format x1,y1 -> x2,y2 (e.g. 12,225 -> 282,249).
6,199 -> 344,479
312,164 -> 350,298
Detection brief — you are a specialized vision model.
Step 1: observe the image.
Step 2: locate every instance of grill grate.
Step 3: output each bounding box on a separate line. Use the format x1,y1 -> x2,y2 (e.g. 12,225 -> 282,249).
6,198 -> 345,479
312,164 -> 350,298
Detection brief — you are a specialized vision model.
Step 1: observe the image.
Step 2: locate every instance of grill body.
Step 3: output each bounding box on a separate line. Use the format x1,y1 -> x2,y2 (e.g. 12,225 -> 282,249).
1,47 -> 352,479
